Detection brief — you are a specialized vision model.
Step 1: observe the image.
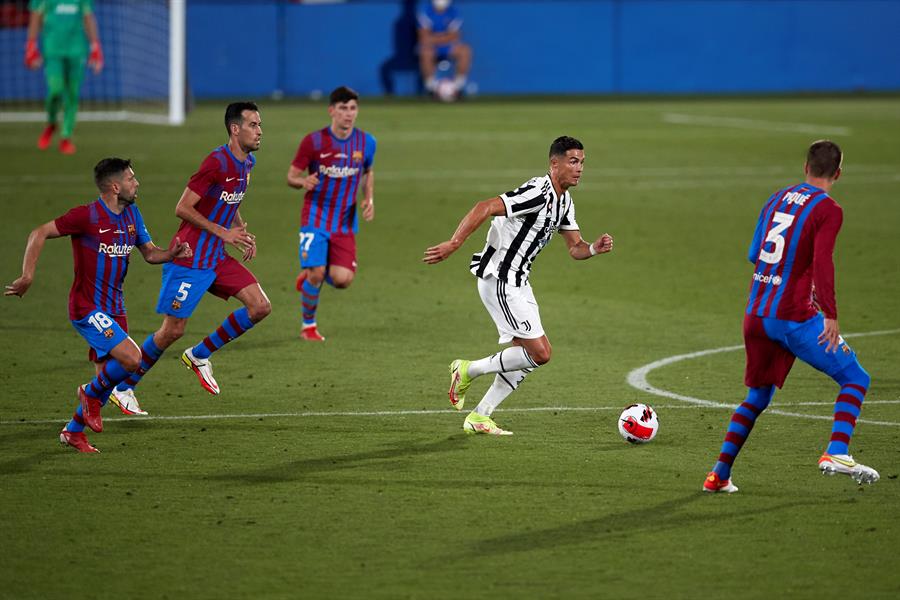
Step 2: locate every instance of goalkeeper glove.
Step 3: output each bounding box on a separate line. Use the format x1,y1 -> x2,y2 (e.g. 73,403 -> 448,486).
24,39 -> 41,69
88,40 -> 104,72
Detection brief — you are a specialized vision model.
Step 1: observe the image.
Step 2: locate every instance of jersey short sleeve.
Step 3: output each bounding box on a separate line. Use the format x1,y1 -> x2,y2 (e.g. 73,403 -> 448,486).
187,155 -> 220,197
559,198 -> 579,231
499,179 -> 546,218
292,135 -> 315,172
133,206 -> 152,246
54,204 -> 91,236
364,133 -> 377,171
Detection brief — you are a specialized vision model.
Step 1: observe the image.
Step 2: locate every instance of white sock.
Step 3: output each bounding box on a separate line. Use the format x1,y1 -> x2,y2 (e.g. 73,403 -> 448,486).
468,346 -> 537,378
475,370 -> 529,417
453,74 -> 467,91
425,76 -> 437,91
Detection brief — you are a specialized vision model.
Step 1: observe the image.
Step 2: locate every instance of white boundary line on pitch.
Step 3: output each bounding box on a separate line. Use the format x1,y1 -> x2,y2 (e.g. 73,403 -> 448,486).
4,398 -> 900,428
662,113 -> 853,136
2,404 -> 706,427
626,328 -> 900,427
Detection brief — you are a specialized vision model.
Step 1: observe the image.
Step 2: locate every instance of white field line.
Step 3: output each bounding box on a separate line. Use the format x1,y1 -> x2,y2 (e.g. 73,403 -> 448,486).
4,394 -> 899,428
662,113 -> 852,136
626,328 -> 900,426
2,403 -> 706,427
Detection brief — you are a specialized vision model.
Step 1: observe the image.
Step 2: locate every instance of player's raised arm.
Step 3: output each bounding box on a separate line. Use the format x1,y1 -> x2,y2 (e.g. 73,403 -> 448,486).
5,221 -> 62,297
175,186 -> 254,252
423,196 -> 505,264
560,230 -> 614,260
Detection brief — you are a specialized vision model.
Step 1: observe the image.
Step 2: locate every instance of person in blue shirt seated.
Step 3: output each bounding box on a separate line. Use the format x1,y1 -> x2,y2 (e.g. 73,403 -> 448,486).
417,0 -> 472,98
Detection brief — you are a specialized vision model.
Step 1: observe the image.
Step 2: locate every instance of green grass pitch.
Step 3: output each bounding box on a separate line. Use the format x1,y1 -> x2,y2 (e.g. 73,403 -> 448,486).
1,97 -> 899,599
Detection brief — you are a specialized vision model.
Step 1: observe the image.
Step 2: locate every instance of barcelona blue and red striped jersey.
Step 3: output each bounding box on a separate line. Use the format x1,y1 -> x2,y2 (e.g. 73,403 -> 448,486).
292,127 -> 376,234
54,199 -> 152,319
173,144 -> 256,270
745,182 -> 843,321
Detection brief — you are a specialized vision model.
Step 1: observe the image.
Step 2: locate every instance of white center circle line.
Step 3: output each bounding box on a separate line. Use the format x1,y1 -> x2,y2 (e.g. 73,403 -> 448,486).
626,328 -> 900,427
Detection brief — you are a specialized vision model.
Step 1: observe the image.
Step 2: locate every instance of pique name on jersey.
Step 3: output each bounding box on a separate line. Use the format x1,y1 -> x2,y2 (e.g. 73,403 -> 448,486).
784,191 -> 810,206
319,164 -> 360,179
98,242 -> 135,257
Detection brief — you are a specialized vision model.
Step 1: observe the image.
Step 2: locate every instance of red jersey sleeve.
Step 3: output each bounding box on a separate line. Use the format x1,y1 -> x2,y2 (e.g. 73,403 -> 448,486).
291,135 -> 315,171
811,200 -> 843,319
186,155 -> 220,198
53,205 -> 91,236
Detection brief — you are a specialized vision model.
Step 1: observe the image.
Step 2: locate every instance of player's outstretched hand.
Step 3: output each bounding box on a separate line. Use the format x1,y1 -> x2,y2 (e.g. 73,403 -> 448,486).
423,241 -> 458,264
222,223 -> 254,252
592,233 -> 614,255
818,317 -> 841,354
5,276 -> 33,297
361,197 -> 375,222
169,237 -> 193,260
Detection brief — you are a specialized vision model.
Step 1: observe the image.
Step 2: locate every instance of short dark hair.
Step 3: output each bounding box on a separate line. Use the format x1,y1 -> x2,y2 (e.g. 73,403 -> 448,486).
224,101 -> 259,135
549,136 -> 584,158
329,86 -> 359,106
93,157 -> 133,190
806,140 -> 842,178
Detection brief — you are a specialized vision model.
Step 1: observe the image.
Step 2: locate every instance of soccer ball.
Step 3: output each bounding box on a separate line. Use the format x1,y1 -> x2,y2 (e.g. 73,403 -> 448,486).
435,79 -> 458,103
617,403 -> 659,443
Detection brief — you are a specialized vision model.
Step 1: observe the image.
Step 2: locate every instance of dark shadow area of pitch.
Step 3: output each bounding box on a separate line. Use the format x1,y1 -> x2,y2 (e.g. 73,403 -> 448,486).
208,434 -> 470,484
465,493 -> 825,557
0,427 -> 89,474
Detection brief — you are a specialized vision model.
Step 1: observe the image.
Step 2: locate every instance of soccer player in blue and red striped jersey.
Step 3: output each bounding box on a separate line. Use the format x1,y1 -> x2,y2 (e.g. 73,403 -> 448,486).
5,158 -> 191,452
110,102 -> 271,403
287,86 -> 376,341
703,140 -> 878,492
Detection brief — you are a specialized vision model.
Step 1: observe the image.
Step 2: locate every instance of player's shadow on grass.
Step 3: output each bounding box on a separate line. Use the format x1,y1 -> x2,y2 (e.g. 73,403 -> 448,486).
468,493 -> 822,557
212,434 -> 469,484
0,427 -> 73,474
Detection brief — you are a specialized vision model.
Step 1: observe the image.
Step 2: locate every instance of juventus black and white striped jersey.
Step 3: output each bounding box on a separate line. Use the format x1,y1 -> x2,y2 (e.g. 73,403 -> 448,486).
470,173 -> 579,286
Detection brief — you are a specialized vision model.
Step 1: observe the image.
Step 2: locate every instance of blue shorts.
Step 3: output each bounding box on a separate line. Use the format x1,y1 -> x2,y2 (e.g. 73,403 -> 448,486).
745,312 -> 860,387
71,310 -> 129,361
156,258 -> 259,318
157,262 -> 217,318
298,227 -> 331,269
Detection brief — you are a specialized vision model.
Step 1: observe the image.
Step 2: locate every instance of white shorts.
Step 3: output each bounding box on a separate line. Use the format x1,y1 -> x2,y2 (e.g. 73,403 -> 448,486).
477,275 -> 545,344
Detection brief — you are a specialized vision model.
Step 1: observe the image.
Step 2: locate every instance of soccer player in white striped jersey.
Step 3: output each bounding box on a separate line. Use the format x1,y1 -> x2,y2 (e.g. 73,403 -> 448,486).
423,136 -> 614,435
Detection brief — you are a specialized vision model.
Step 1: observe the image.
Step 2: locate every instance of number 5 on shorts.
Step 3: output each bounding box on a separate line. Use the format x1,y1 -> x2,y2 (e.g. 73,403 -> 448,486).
176,281 -> 192,301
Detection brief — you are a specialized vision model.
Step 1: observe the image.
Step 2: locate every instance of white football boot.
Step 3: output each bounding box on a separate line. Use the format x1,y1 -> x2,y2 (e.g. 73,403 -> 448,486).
181,348 -> 220,395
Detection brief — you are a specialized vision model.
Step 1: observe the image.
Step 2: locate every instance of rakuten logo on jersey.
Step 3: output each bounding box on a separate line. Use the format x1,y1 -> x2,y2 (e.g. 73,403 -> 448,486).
98,242 -> 134,257
319,165 -> 360,179
219,190 -> 245,204
753,272 -> 782,285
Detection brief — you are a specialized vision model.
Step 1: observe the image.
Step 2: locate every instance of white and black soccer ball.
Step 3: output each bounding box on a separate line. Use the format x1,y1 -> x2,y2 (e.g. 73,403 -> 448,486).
618,403 -> 659,443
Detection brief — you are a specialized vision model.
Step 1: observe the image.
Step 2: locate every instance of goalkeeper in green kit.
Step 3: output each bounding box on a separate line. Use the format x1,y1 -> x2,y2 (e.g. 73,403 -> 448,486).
24,0 -> 103,155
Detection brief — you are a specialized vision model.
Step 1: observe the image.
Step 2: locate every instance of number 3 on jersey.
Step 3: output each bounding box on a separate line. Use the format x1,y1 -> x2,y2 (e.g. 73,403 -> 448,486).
759,211 -> 795,264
